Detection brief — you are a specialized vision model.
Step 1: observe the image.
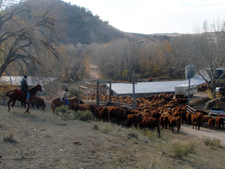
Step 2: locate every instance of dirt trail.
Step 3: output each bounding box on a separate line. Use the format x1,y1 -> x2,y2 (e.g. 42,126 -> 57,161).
180,124 -> 225,146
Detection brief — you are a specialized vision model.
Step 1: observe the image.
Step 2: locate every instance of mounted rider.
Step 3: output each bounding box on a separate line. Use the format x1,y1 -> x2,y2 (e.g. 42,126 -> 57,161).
20,75 -> 30,103
62,88 -> 69,105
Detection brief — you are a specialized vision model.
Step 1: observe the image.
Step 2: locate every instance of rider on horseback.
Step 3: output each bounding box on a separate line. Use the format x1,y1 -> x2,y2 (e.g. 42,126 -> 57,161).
62,88 -> 69,105
20,75 -> 30,103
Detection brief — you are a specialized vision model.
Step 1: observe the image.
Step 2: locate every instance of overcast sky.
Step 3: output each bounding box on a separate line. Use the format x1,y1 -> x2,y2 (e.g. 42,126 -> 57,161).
63,0 -> 225,34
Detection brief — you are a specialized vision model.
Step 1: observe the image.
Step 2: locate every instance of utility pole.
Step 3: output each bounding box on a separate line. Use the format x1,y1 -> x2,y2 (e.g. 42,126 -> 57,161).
186,64 -> 195,106
132,70 -> 136,109
97,81 -> 99,106
188,73 -> 191,106
109,80 -> 112,103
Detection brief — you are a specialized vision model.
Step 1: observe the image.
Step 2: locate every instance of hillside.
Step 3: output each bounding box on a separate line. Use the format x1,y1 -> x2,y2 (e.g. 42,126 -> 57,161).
1,105 -> 225,168
14,0 -> 170,45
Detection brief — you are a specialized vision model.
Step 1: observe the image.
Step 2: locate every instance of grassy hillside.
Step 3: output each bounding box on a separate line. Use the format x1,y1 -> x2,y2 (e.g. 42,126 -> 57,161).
0,105 -> 224,168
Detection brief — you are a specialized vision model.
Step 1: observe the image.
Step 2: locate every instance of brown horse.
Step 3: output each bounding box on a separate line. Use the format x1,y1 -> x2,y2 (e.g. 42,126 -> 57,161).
51,96 -> 84,114
6,84 -> 44,114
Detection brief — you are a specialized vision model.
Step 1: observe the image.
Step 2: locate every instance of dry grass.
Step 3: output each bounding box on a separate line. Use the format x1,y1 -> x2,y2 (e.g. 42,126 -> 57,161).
170,139 -> 196,158
202,137 -> 221,147
190,97 -> 210,107
0,105 -> 225,169
206,89 -> 213,99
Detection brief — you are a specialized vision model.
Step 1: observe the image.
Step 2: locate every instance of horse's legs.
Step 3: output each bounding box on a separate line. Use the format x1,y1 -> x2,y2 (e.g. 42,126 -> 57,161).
12,100 -> 17,113
177,124 -> 180,133
53,106 -> 55,114
24,103 -> 30,114
7,99 -> 12,112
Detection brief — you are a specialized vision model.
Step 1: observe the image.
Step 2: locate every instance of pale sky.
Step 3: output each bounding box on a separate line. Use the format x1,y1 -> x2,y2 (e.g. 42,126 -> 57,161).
63,0 -> 225,34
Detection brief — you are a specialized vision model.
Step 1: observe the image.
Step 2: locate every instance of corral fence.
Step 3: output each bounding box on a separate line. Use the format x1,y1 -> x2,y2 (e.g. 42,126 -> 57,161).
186,105 -> 196,114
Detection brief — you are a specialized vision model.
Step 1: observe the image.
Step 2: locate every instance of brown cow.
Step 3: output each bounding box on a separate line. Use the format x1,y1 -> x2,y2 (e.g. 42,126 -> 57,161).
169,116 -> 182,133
216,116 -> 224,129
93,106 -> 103,121
119,107 -> 127,125
107,106 -> 119,122
127,114 -> 138,127
180,111 -> 186,122
151,111 -> 161,119
139,116 -> 160,138
186,112 -> 193,125
71,102 -> 90,112
191,113 -> 203,130
108,106 -> 126,124
203,115 -> 214,127
208,118 -> 215,130
159,113 -> 170,129
99,107 -> 110,122
31,96 -> 46,110
172,111 -> 181,118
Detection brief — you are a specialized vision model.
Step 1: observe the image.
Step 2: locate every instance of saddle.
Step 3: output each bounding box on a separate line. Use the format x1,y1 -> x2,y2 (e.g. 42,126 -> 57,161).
17,89 -> 26,95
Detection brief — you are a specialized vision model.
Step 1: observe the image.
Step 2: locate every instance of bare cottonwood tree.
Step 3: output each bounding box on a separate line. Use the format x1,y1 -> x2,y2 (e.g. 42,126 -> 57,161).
0,0 -> 59,77
189,20 -> 225,98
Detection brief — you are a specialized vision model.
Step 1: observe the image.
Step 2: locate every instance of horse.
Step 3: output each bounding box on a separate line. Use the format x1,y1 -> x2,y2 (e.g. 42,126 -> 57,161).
5,84 -> 44,114
51,96 -> 84,114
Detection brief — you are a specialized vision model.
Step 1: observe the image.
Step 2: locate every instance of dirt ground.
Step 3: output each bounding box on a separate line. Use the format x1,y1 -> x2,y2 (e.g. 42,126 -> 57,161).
1,104 -> 225,169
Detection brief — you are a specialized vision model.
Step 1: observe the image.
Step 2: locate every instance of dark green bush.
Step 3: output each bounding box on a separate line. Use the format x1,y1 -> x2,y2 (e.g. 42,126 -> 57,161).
55,106 -> 93,121
74,110 -> 93,121
55,106 -> 74,116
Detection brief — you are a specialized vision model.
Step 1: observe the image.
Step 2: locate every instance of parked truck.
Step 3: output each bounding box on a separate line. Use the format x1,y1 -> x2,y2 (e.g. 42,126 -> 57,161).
215,87 -> 225,96
209,107 -> 225,122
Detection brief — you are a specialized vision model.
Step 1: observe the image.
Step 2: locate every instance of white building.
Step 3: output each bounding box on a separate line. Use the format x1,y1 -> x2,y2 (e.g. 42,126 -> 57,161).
105,77 -> 206,98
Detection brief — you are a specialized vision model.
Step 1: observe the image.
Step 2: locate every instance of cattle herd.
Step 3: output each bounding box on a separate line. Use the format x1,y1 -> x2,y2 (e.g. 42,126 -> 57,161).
29,92 -> 224,138
65,93 -> 224,138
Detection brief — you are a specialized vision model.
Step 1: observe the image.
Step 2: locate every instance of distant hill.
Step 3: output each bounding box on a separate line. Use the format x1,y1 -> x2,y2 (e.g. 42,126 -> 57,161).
15,0 -> 175,45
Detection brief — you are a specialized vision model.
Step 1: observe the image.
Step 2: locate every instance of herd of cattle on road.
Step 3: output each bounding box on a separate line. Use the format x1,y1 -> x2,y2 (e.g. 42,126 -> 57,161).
49,93 -> 224,138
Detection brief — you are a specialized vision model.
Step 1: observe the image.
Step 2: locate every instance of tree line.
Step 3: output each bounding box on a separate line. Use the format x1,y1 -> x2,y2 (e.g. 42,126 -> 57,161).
0,0 -> 225,98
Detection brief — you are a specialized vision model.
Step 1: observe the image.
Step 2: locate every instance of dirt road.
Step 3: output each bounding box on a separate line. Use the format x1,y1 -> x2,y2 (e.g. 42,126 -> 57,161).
180,124 -> 225,146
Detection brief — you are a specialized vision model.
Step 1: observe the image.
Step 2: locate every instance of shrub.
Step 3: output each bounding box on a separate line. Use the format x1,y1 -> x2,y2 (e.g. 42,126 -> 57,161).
128,131 -> 139,139
68,86 -> 82,98
101,125 -> 113,134
74,110 -> 93,121
55,106 -> 75,120
170,139 -> 195,158
56,106 -> 93,121
139,128 -> 158,140
55,106 -> 74,116
3,131 -> 18,143
202,137 -> 221,147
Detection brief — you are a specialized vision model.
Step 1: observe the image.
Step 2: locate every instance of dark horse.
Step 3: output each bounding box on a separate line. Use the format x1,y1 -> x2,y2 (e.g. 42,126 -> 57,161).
5,84 -> 44,114
51,96 -> 84,114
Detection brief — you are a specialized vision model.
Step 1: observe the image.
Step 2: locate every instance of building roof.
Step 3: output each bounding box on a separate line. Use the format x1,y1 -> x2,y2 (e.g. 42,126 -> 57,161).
0,76 -> 56,86
106,77 -> 206,95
